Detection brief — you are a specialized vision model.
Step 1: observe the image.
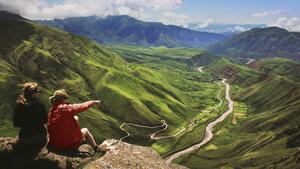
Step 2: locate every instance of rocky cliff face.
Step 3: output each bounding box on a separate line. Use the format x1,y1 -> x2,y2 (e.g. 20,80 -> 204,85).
0,137 -> 186,169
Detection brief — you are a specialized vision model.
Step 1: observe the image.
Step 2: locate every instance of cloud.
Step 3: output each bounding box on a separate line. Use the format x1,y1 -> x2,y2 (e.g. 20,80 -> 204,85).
0,3 -> 20,14
224,26 -> 248,32
159,12 -> 191,27
253,9 -> 282,18
196,19 -> 214,28
275,17 -> 300,32
0,0 -> 182,19
233,26 -> 247,32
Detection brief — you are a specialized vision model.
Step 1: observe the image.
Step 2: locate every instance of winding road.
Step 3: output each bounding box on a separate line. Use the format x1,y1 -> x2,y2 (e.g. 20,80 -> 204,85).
119,120 -> 167,141
119,82 -> 224,141
118,68 -> 233,164
165,79 -> 234,163
246,59 -> 255,65
197,67 -> 204,72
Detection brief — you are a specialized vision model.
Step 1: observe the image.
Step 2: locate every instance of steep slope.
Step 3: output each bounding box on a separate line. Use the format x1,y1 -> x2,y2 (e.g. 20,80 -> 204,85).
249,57 -> 300,82
209,27 -> 300,60
0,11 -> 208,145
37,15 -> 228,48
183,51 -> 220,67
206,58 -> 264,86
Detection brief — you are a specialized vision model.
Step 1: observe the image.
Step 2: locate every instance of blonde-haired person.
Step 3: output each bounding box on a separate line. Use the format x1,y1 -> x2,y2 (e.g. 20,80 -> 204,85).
47,89 -> 101,152
13,82 -> 48,145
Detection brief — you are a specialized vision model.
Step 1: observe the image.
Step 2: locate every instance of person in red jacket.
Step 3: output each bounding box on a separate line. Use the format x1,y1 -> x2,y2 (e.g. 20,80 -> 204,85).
48,89 -> 101,151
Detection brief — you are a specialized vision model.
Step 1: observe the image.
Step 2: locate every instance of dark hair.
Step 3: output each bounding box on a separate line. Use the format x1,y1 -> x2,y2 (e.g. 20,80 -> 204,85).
17,82 -> 40,104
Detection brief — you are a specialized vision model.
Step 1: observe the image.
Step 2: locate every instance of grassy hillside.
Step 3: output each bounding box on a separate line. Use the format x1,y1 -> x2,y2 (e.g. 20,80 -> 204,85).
109,45 -> 203,62
1,11 -> 299,169
174,58 -> 300,168
209,27 -> 300,61
249,57 -> 300,82
105,46 -> 231,157
206,58 -> 264,86
0,12 -> 220,148
111,45 -> 219,71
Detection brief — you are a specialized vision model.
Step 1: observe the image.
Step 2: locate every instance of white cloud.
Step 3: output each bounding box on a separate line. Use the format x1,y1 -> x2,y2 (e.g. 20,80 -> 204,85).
197,19 -> 214,28
233,26 -> 247,32
0,0 -> 182,19
275,17 -> 300,32
253,9 -> 282,18
159,12 -> 191,27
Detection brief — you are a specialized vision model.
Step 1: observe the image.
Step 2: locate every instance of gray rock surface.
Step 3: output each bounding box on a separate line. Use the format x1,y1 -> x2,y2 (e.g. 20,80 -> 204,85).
84,139 -> 187,169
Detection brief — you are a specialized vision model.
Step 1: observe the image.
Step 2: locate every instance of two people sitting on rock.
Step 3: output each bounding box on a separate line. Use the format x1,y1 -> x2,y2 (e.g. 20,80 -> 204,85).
13,82 -> 101,152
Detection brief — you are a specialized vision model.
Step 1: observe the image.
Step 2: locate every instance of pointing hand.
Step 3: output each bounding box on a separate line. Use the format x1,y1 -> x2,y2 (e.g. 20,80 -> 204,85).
94,100 -> 101,105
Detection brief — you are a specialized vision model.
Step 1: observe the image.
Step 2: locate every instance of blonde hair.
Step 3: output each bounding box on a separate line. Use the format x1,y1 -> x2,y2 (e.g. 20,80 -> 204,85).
17,82 -> 39,104
49,89 -> 69,105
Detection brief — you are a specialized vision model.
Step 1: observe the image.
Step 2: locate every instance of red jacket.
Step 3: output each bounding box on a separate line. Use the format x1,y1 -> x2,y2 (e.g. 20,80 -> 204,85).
48,101 -> 96,150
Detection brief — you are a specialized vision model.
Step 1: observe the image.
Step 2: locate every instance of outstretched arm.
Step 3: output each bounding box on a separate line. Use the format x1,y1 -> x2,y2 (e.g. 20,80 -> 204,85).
59,100 -> 100,116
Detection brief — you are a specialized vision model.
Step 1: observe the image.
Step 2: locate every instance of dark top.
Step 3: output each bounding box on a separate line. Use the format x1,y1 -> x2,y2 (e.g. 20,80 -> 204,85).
13,100 -> 48,138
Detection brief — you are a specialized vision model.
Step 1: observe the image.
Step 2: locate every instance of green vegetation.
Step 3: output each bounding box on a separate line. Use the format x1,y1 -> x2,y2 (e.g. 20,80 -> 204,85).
0,13 -> 219,148
209,27 -> 300,60
109,45 -> 203,63
174,58 -> 300,168
253,57 -> 300,82
1,12 -> 299,168
206,58 -> 263,86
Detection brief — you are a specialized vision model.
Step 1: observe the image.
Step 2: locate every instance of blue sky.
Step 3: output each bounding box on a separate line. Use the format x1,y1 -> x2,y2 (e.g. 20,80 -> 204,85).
1,0 -> 299,31
180,0 -> 300,23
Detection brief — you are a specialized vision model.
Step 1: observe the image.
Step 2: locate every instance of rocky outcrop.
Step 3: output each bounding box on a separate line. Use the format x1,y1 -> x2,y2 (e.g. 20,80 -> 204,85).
84,139 -> 186,169
0,137 -> 94,169
0,138 -> 186,169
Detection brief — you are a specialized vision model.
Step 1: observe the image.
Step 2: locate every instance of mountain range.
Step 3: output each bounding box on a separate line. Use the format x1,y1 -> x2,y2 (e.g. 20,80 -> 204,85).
37,15 -> 228,48
209,27 -> 300,60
